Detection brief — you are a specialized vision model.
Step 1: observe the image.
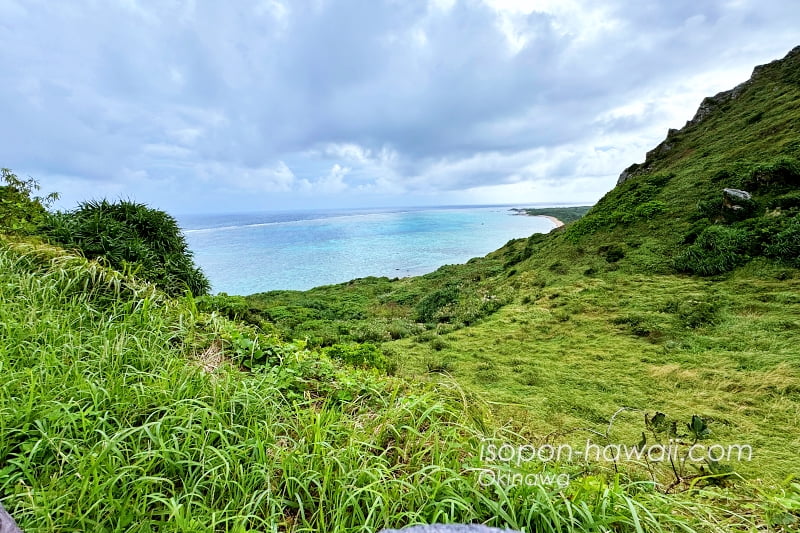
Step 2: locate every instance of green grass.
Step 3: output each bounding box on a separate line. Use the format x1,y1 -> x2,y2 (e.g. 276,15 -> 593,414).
388,269 -> 800,479
1,240 -> 722,532
222,47 -> 800,530
2,45 -> 800,533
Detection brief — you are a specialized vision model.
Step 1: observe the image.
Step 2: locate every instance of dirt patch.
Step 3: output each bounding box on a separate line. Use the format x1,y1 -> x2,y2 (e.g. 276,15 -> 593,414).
194,339 -> 228,373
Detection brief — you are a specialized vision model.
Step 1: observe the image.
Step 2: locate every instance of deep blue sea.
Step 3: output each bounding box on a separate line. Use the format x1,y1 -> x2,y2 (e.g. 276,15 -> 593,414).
178,206 -> 555,295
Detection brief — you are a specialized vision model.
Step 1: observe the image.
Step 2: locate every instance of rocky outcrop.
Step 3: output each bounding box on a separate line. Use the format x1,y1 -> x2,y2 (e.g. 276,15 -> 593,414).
616,45 -> 800,187
684,81 -> 750,128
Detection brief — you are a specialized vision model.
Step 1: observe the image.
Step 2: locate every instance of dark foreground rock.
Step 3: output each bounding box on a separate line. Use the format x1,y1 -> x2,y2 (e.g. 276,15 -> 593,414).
0,503 -> 22,533
381,525 -> 522,533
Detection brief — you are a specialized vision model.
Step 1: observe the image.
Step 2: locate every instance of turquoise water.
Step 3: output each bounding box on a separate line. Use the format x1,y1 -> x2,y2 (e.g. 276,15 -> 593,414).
179,206 -> 555,295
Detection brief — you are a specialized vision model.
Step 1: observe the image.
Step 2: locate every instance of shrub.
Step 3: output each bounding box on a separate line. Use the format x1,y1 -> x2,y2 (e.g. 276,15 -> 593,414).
324,343 -> 387,370
768,191 -> 800,210
42,199 -> 210,296
196,293 -> 252,320
674,225 -> 755,275
414,284 -> 460,323
429,336 -> 450,351
697,198 -> 723,220
599,244 -> 626,263
742,157 -> 800,190
425,357 -> 454,374
385,319 -> 414,340
676,298 -> 721,328
612,314 -> 663,338
0,169 -> 58,234
764,216 -> 800,267
634,200 -> 667,219
352,320 -> 390,343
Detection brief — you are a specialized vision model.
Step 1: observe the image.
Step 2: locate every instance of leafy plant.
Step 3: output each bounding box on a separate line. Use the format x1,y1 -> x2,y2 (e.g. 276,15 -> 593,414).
324,342 -> 387,370
686,414 -> 711,443
0,169 -> 58,234
765,216 -> 800,267
223,329 -> 288,369
415,283 -> 460,323
674,225 -> 755,275
42,199 -> 210,296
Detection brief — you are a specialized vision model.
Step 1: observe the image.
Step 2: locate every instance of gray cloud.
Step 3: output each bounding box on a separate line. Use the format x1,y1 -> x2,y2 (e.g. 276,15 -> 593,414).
0,0 -> 798,212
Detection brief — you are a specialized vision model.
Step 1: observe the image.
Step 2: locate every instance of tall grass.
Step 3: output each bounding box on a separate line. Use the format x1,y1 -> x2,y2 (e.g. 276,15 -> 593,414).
0,243 -> 705,531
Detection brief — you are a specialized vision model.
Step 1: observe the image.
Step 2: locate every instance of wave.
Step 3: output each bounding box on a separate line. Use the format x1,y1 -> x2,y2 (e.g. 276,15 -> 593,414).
182,210 -> 411,234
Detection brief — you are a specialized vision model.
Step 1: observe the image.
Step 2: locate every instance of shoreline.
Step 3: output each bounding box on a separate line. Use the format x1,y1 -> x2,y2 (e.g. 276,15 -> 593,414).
540,215 -> 565,228
509,206 -> 592,226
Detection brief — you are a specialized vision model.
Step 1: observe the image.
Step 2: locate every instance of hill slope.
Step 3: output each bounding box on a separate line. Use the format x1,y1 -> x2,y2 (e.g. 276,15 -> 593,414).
241,45 -> 800,502
2,46 -> 800,531
559,45 -> 800,274
243,45 -> 800,351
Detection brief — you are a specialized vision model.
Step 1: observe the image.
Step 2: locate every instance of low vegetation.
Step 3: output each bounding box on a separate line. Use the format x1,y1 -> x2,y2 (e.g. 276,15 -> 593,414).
1,47 -> 800,531
1,239 -> 716,532
42,198 -> 211,296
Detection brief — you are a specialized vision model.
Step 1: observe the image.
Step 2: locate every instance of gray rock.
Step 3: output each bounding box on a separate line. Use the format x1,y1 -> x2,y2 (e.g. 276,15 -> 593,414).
380,525 -> 522,533
0,502 -> 23,533
616,163 -> 643,185
686,80 -> 750,128
616,168 -> 634,186
723,188 -> 752,202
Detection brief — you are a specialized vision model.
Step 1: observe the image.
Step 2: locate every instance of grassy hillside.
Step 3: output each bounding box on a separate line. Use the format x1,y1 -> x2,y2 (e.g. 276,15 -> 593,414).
2,46 -> 800,531
233,46 -> 800,528
560,45 -> 800,275
0,239 -> 713,532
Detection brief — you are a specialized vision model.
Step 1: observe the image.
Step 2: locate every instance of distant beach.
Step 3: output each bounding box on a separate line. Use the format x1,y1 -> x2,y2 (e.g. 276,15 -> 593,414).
511,206 -> 592,225
541,215 -> 565,228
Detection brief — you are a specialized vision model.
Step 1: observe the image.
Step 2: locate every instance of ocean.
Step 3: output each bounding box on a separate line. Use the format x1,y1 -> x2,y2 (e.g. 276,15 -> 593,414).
178,206 -> 555,295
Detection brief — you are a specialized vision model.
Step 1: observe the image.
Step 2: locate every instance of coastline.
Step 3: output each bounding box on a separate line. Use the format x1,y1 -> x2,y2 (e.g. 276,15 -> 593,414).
541,215 -> 565,228
509,206 -> 592,226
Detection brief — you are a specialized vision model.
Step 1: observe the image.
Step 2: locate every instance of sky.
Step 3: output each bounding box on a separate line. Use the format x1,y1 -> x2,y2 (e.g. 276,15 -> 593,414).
1,0 -> 799,215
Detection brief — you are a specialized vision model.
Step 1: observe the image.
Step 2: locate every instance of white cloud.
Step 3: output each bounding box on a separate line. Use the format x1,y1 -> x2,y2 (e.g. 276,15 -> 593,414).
316,164 -> 350,193
0,0 -> 798,212
197,161 -> 297,193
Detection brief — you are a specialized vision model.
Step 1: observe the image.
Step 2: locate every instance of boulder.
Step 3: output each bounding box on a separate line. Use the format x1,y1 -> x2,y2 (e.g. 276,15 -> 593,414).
723,188 -> 752,202
722,188 -> 753,210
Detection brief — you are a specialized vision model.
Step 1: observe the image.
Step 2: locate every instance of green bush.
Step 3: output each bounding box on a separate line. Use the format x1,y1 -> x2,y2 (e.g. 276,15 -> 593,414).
674,225 -> 755,275
424,356 -> 454,373
599,244 -> 626,263
42,199 -> 210,296
767,191 -> 800,210
634,200 -> 667,219
414,283 -> 460,323
352,320 -> 391,343
676,298 -> 721,328
612,314 -> 664,339
429,336 -> 450,351
0,169 -> 58,234
196,293 -> 251,320
324,342 -> 387,370
764,216 -> 800,267
223,329 -> 288,369
742,157 -> 800,190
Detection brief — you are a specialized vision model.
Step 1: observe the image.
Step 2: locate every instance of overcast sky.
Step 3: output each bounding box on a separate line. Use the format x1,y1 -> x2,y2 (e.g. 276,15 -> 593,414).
1,0 -> 798,215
